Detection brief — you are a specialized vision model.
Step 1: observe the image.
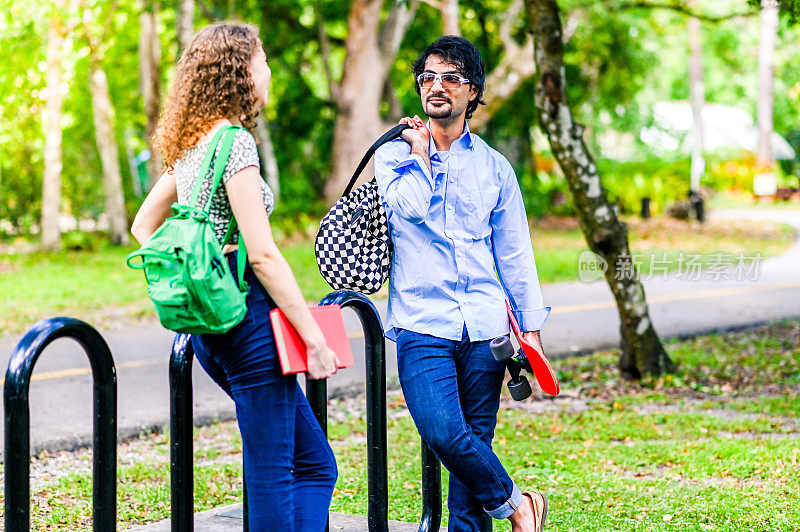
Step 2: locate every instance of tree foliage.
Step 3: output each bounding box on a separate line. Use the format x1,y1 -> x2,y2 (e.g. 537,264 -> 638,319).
0,0 -> 798,234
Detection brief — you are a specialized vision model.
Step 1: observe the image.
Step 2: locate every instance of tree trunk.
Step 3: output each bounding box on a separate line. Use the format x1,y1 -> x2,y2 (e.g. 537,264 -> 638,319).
89,63 -> 129,245
254,114 -> 280,200
324,0 -> 385,202
41,14 -> 66,251
383,78 -> 404,123
324,0 -> 417,202
441,0 -> 461,35
140,2 -> 162,187
524,0 -> 673,379
469,36 -> 536,130
176,0 -> 194,54
756,0 -> 778,166
688,14 -> 705,193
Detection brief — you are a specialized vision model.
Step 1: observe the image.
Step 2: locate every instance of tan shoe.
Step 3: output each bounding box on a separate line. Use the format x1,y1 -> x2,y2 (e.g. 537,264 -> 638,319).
522,491 -> 548,531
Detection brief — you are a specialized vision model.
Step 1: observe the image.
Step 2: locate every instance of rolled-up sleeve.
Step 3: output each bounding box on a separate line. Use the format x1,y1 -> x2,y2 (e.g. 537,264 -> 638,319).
490,161 -> 550,331
375,142 -> 435,224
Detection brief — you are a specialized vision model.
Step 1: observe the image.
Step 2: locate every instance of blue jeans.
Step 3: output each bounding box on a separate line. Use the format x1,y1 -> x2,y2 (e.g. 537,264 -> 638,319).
192,254 -> 337,532
396,327 -> 523,531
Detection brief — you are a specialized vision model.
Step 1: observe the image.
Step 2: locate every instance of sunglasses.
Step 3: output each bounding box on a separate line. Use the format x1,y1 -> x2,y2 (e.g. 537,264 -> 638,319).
416,72 -> 471,90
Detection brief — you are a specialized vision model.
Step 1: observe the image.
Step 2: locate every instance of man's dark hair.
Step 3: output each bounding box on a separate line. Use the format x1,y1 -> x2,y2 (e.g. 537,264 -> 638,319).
412,35 -> 486,120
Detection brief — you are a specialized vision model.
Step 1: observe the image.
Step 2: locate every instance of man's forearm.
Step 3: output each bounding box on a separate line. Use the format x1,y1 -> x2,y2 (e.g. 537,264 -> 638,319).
410,140 -> 432,176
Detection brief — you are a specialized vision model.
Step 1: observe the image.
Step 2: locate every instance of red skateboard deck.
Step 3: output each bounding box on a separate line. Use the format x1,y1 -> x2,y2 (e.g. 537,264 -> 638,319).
506,301 -> 560,396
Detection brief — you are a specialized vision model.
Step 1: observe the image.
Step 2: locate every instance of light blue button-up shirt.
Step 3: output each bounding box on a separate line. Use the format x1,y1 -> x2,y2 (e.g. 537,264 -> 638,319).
375,121 -> 550,342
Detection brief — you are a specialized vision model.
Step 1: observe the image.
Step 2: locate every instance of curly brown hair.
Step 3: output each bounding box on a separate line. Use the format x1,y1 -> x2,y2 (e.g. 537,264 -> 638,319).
153,22 -> 262,168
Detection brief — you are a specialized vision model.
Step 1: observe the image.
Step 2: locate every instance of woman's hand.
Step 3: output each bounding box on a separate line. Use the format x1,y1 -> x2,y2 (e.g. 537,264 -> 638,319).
305,341 -> 338,380
225,165 -> 338,381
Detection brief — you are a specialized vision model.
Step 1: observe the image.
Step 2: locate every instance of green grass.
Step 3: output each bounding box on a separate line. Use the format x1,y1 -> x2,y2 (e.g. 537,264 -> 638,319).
328,405 -> 799,531
0,239 -> 336,338
0,215 -> 795,338
0,243 -> 151,335
5,320 -> 798,531
531,215 -> 796,284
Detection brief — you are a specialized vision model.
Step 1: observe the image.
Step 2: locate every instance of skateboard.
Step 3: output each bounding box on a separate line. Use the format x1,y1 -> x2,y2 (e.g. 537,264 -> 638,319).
489,301 -> 560,399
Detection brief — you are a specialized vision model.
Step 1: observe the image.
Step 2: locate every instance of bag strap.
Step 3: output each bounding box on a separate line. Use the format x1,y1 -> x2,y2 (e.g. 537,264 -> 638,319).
221,218 -> 248,292
126,248 -> 174,269
189,125 -> 242,210
342,123 -> 411,196
190,125 -> 248,293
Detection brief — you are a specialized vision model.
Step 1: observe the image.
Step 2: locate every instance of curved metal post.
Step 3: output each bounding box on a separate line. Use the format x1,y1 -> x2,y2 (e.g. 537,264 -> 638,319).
306,375 -> 328,532
419,441 -> 442,532
305,378 -> 328,436
319,291 -> 388,532
4,317 -> 117,532
169,333 -> 194,532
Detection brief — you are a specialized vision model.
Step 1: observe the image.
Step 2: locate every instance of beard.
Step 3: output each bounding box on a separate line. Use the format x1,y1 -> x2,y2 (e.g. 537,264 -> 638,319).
424,93 -> 454,119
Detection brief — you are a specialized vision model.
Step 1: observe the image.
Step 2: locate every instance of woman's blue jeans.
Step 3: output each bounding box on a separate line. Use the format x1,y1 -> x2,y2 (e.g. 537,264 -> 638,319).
396,327 -> 523,531
191,255 -> 337,531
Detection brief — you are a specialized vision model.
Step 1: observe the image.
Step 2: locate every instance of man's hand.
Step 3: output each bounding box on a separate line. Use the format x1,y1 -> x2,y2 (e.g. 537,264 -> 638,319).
522,330 -> 544,355
399,115 -> 432,175
399,115 -> 430,147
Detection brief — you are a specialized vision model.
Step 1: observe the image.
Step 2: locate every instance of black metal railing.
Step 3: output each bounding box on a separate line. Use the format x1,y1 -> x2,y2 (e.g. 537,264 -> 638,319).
168,290 -> 445,532
169,332 -> 194,532
316,291 -> 443,532
419,441 -> 442,532
4,317 -> 117,532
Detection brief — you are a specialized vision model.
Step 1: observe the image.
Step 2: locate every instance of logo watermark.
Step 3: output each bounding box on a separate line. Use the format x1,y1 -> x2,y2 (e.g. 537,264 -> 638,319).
577,251 -> 762,282
578,250 -> 608,282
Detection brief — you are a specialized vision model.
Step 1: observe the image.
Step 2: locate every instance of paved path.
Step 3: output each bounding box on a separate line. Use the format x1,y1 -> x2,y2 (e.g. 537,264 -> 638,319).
1,207 -> 799,457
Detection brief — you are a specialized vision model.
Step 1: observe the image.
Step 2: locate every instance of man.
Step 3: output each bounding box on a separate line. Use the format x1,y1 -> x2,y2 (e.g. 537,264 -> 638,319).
375,36 -> 551,531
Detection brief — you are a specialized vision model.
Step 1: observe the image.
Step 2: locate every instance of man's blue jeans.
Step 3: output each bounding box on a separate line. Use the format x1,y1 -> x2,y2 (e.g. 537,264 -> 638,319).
192,255 -> 337,531
396,327 -> 524,531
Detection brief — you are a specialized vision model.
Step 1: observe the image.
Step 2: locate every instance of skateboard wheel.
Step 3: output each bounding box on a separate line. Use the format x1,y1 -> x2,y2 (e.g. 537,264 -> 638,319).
508,376 -> 532,401
490,336 -> 514,361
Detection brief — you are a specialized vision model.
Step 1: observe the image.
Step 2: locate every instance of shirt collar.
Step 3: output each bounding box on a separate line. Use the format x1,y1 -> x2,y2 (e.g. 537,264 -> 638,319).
427,119 -> 475,159
461,121 -> 475,149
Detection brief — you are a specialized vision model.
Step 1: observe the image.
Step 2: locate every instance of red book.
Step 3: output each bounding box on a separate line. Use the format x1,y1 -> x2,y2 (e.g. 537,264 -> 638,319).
269,304 -> 355,375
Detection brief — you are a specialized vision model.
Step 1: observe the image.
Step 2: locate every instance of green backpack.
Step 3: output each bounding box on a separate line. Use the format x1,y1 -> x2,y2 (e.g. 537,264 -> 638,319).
126,125 -> 249,334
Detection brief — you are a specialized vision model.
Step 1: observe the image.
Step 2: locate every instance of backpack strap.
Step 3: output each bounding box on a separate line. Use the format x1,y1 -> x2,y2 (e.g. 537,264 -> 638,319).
221,218 -> 248,293
125,248 -> 173,269
189,125 -> 243,209
190,124 -> 248,293
342,123 -> 411,196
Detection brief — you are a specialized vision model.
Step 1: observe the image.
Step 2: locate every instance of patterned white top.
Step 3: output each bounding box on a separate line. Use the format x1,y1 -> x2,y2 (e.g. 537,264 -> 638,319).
173,128 -> 274,245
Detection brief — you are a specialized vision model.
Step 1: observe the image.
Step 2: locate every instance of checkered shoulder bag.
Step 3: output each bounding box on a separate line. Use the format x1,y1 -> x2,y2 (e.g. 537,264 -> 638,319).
315,124 -> 409,294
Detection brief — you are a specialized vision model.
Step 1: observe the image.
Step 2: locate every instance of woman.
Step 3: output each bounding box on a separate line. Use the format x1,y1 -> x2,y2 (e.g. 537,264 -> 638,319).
131,22 -> 338,531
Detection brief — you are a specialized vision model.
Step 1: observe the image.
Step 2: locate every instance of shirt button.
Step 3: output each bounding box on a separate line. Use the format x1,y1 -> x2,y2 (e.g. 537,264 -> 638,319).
447,204 -> 454,211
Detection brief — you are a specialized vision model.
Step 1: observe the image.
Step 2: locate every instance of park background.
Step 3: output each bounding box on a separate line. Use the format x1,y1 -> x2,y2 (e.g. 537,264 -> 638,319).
1,0 -> 800,530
